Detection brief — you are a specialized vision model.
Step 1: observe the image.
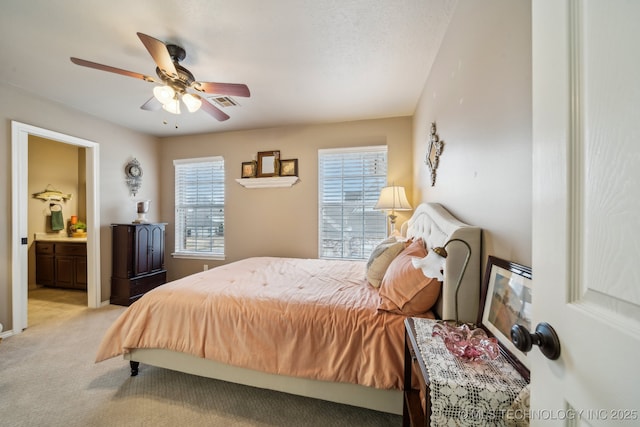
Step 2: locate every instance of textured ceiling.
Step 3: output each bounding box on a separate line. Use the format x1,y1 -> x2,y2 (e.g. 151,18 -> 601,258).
1,0 -> 456,137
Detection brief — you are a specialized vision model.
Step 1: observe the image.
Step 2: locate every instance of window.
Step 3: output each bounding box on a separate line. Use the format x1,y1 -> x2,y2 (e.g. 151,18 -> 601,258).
318,146 -> 388,260
174,157 -> 225,259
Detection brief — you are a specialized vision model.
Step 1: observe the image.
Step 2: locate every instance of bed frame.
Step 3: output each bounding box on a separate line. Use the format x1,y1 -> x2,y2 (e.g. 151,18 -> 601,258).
124,202 -> 481,415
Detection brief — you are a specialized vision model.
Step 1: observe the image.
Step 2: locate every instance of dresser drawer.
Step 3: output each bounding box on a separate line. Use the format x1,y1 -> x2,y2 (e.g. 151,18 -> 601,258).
130,271 -> 167,298
55,243 -> 87,256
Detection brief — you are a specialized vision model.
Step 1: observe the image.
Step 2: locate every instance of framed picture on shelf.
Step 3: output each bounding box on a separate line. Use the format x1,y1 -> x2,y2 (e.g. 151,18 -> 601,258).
279,159 -> 298,177
479,255 -> 532,379
257,150 -> 280,177
241,161 -> 256,178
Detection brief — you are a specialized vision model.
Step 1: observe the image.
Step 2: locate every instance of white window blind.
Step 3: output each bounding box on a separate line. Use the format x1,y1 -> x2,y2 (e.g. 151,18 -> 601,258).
174,157 -> 225,259
318,146 -> 388,260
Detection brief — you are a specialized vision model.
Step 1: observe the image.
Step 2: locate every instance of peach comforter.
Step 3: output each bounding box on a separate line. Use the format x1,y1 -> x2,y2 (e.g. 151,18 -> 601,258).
96,257 -> 408,390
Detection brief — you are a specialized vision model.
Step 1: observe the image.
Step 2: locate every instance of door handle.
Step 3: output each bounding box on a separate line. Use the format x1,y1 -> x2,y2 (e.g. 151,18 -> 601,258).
511,322 -> 561,360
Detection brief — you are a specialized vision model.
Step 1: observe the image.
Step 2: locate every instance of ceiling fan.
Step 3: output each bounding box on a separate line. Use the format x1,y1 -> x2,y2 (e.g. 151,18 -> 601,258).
70,32 -> 250,121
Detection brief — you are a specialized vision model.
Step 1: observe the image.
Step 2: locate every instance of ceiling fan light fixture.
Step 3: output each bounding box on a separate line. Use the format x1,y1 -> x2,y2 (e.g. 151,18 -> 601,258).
182,93 -> 202,113
162,97 -> 181,114
153,85 -> 175,105
71,32 -> 249,122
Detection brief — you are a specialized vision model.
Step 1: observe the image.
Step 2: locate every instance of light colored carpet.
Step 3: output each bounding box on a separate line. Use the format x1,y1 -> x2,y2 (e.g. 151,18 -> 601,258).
0,290 -> 400,426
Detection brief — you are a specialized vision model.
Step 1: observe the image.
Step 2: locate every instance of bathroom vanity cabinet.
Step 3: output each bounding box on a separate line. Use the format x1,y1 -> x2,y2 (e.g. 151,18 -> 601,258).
35,240 -> 87,290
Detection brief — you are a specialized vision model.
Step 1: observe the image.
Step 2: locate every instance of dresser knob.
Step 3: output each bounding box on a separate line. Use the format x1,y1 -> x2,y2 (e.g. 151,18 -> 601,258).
511,322 -> 561,360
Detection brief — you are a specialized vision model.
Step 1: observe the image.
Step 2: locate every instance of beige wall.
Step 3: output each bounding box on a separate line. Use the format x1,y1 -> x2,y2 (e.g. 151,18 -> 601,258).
0,83 -> 160,331
412,0 -> 532,268
159,117 -> 413,280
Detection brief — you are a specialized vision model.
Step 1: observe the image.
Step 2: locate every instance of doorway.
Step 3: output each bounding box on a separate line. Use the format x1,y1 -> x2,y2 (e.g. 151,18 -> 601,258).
11,121 -> 101,334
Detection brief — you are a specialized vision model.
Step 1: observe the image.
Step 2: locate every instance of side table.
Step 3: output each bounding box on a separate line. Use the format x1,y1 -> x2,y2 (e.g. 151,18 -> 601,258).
403,317 -> 431,426
403,317 -> 528,426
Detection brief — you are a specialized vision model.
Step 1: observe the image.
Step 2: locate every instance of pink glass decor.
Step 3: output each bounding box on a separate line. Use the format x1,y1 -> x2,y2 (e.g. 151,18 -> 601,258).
432,322 -> 499,362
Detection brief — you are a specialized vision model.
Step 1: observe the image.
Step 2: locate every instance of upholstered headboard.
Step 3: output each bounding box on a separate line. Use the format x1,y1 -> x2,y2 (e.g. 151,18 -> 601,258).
402,203 -> 481,324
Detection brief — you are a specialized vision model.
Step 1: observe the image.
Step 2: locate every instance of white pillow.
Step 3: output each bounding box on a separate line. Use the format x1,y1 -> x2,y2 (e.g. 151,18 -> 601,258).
366,238 -> 405,288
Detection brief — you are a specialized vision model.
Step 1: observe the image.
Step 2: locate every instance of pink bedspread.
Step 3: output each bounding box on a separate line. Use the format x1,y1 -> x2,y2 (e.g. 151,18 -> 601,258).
96,257 -> 413,390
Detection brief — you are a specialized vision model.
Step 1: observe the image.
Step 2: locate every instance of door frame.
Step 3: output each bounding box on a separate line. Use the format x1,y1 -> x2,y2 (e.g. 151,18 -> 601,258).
11,121 -> 101,333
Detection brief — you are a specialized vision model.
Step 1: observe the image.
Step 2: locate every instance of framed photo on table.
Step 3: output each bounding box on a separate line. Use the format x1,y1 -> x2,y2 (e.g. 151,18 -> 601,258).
479,255 -> 532,379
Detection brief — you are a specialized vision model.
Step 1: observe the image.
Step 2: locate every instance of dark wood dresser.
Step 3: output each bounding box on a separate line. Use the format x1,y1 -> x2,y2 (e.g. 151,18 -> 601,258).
110,223 -> 167,306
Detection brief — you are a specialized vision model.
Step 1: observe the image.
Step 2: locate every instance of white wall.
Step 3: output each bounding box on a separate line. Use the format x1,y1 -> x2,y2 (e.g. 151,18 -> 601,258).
412,0 -> 532,268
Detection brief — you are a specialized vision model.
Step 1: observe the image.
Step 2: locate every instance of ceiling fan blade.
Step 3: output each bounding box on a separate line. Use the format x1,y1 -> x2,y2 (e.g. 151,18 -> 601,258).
193,81 -> 251,97
140,96 -> 162,111
137,32 -> 178,78
200,98 -> 230,121
70,57 -> 156,82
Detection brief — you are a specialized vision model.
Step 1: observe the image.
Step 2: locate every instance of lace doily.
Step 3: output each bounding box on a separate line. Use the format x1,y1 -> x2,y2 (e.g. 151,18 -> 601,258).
413,318 -> 528,426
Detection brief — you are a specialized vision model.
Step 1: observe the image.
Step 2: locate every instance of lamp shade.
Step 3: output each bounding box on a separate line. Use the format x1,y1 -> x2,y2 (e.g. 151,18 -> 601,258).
153,85 -> 175,105
182,93 -> 202,113
162,97 -> 181,114
374,186 -> 412,211
412,250 -> 445,281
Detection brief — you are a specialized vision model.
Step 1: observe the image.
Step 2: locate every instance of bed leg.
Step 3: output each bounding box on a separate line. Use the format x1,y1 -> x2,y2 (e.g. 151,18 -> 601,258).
130,361 -> 139,376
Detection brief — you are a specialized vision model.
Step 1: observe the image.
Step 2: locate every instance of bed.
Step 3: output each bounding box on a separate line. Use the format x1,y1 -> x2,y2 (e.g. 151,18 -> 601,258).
95,202 -> 480,415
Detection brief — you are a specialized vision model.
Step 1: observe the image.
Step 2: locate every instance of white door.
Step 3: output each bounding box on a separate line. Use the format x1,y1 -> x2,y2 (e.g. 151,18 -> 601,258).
532,0 -> 640,425
11,122 -> 102,333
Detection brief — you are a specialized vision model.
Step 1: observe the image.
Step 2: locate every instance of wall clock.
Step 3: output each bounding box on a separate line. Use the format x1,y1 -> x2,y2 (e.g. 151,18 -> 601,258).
125,158 -> 143,196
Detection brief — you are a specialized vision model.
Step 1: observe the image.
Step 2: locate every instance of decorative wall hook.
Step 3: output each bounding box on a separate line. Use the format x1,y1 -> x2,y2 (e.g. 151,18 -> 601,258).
424,122 -> 444,186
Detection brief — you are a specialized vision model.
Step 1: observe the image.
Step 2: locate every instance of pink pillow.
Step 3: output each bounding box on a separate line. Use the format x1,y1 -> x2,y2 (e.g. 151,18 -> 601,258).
378,238 -> 442,315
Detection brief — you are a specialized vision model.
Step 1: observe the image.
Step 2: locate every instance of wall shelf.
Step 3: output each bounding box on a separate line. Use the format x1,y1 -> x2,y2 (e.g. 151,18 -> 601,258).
235,176 -> 300,188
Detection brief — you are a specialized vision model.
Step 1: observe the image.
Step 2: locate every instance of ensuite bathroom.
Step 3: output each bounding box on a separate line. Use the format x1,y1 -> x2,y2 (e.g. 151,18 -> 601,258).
27,135 -> 88,326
